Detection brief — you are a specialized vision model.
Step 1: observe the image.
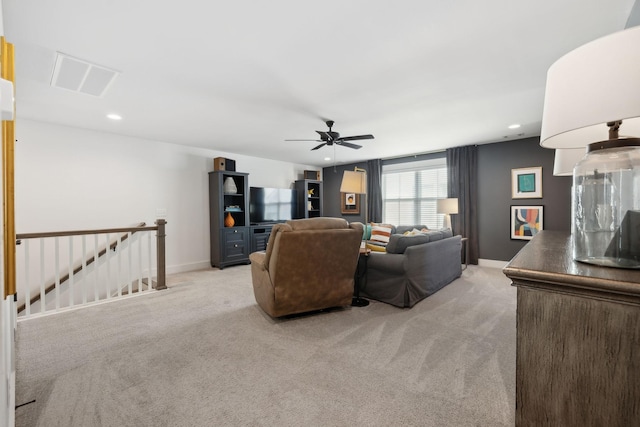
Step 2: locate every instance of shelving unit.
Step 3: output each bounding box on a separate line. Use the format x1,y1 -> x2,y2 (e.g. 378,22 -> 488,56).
209,171 -> 250,268
295,179 -> 323,218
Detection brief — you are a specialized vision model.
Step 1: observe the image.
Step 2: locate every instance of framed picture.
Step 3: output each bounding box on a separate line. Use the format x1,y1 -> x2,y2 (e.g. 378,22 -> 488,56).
512,167 -> 542,199
341,192 -> 360,215
511,205 -> 543,240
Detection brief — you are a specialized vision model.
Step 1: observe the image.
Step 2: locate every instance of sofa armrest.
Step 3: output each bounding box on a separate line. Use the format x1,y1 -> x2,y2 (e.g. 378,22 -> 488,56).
249,251 -> 266,271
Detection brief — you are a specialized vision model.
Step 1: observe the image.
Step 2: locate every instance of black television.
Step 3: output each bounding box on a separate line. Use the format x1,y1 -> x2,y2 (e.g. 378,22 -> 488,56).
249,187 -> 298,225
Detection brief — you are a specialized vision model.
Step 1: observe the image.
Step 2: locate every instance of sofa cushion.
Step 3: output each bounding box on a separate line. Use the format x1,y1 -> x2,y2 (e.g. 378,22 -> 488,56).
386,233 -> 431,254
370,222 -> 393,245
423,228 -> 453,242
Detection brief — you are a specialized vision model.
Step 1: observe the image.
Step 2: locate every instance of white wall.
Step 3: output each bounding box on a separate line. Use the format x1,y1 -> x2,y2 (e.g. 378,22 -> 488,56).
15,119 -> 317,273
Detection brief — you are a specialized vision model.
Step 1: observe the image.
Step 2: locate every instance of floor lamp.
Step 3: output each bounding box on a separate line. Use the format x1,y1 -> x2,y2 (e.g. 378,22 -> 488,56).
437,198 -> 458,231
340,167 -> 369,307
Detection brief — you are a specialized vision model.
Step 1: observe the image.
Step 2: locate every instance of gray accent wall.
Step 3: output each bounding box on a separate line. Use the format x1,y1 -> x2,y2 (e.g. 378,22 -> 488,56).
477,137 -> 572,261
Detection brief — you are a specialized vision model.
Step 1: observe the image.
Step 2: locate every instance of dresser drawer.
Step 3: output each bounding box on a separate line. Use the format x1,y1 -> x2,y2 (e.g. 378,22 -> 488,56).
222,227 -> 249,263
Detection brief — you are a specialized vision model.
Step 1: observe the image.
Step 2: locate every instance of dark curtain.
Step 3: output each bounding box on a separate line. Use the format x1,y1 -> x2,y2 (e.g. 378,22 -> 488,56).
446,146 -> 479,264
367,159 -> 383,223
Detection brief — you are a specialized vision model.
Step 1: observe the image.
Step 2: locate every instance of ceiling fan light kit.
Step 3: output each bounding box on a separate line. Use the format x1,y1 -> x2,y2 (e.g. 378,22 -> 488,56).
287,120 -> 374,151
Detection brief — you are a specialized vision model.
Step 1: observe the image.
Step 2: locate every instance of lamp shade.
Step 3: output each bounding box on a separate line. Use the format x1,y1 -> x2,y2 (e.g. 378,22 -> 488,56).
437,198 -> 458,215
340,170 -> 367,194
540,26 -> 640,149
553,148 -> 586,176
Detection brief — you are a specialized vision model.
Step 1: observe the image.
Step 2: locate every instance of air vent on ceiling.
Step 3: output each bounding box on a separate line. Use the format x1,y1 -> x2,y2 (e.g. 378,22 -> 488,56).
50,52 -> 119,97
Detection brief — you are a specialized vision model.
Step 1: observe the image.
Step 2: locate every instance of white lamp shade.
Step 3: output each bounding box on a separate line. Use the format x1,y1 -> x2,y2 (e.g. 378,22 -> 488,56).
437,198 -> 458,215
553,148 -> 587,176
340,170 -> 367,194
540,26 -> 640,149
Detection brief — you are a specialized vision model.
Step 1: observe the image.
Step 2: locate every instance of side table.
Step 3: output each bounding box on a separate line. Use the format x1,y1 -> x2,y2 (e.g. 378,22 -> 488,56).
461,237 -> 469,270
352,247 -> 371,307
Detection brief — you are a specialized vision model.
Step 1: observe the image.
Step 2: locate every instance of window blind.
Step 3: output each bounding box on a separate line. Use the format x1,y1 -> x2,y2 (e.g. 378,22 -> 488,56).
382,158 -> 447,228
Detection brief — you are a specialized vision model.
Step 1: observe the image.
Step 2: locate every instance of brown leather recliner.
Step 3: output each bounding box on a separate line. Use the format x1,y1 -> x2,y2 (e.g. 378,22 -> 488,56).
249,217 -> 364,317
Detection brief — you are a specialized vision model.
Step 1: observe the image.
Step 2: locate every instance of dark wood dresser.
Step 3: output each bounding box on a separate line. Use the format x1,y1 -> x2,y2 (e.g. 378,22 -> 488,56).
503,231 -> 640,426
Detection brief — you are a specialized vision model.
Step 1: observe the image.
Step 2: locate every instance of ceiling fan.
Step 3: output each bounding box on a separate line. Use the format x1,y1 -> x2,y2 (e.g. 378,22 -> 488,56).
286,120 -> 374,150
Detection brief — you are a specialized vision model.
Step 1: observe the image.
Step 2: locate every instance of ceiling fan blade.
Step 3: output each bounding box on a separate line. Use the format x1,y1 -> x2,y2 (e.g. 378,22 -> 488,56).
311,142 -> 328,151
335,141 -> 362,150
339,134 -> 374,142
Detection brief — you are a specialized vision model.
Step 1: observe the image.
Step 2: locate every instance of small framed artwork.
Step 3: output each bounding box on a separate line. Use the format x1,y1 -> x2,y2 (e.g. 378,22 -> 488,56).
511,205 -> 543,240
512,166 -> 542,199
341,192 -> 360,215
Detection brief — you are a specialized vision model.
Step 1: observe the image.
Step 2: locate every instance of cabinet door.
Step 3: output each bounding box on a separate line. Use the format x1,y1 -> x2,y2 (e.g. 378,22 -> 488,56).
222,227 -> 249,263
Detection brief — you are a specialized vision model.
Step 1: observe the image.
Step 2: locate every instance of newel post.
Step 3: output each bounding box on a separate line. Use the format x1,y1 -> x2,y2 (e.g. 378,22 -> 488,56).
154,219 -> 167,290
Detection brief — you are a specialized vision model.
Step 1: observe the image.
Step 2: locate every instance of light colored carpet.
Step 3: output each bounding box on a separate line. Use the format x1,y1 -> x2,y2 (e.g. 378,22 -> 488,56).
15,265 -> 516,426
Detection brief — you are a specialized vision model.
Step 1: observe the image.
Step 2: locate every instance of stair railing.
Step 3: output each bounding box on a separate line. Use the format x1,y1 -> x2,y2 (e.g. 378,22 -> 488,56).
15,220 -> 166,319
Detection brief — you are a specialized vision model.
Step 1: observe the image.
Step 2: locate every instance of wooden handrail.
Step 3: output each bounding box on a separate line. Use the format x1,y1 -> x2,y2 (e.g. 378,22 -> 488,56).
16,221 -> 167,313
17,223 -> 156,240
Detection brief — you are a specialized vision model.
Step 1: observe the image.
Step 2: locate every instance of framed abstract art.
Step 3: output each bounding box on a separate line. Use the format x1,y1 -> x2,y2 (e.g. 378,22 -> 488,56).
511,205 -> 543,240
512,167 -> 542,199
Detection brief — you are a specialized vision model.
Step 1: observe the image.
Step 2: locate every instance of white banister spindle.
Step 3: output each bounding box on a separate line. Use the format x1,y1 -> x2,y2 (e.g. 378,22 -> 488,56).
94,234 -> 99,302
147,231 -> 152,289
40,239 -> 45,314
116,235 -> 122,297
126,232 -> 132,296
54,237 -> 60,311
81,235 -> 87,304
105,233 -> 111,300
137,233 -> 143,293
68,236 -> 74,308
24,239 -> 30,317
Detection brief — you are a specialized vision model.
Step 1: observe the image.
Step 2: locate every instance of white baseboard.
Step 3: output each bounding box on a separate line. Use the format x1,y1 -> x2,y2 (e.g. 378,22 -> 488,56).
166,261 -> 212,275
478,258 -> 509,269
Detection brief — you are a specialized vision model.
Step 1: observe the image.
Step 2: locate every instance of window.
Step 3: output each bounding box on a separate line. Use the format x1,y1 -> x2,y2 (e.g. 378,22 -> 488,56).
382,158 -> 447,228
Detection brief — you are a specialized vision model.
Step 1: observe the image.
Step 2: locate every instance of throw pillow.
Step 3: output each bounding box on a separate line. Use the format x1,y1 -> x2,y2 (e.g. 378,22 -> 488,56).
366,241 -> 387,252
370,222 -> 393,245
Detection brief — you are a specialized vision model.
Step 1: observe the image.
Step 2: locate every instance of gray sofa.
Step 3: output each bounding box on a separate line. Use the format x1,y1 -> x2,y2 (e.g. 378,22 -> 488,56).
361,226 -> 462,308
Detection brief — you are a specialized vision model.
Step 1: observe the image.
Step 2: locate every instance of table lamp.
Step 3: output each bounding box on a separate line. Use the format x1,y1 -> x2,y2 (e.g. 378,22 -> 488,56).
553,148 -> 587,177
540,26 -> 640,268
437,198 -> 458,230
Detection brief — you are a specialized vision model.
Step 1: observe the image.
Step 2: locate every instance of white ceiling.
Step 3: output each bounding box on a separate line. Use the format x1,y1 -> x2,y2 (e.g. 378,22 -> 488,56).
3,0 -> 637,167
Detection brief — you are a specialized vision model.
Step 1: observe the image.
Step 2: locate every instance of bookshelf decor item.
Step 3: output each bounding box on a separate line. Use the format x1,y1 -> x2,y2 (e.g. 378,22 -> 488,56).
224,212 -> 235,227
223,177 -> 238,194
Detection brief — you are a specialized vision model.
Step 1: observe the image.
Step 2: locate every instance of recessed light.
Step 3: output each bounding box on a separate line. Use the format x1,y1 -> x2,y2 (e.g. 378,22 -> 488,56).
508,123 -> 521,129
324,157 -> 331,161
107,113 -> 122,120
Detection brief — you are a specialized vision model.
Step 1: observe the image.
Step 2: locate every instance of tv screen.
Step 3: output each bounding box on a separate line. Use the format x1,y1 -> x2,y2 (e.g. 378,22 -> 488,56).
250,187 -> 297,224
